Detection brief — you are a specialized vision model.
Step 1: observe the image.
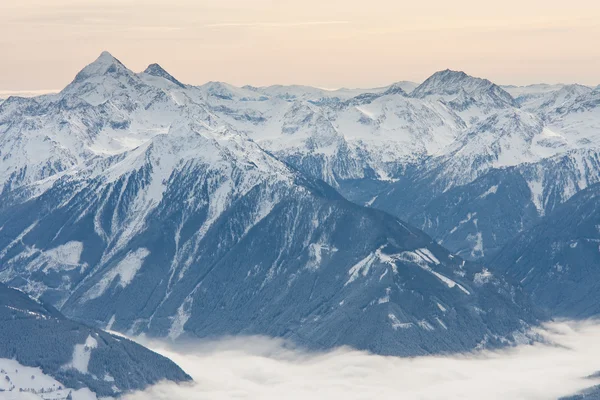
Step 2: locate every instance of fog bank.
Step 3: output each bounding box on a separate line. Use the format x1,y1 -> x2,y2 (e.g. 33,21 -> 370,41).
124,321 -> 600,400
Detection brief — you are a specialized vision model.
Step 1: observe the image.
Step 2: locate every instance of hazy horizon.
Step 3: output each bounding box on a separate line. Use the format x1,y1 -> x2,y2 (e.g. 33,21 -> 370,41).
1,0 -> 599,91
0,51 -> 597,97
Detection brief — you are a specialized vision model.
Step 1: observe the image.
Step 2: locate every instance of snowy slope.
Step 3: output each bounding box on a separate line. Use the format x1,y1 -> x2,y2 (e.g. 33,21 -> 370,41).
233,69 -> 567,191
503,83 -> 567,97
515,84 -> 593,114
0,358 -> 96,400
545,89 -> 600,147
246,83 -> 406,101
360,76 -> 600,260
0,52 -> 217,194
0,53 -> 593,203
5,53 -> 585,203
195,75 -> 466,186
411,69 -> 517,127
429,109 -> 568,188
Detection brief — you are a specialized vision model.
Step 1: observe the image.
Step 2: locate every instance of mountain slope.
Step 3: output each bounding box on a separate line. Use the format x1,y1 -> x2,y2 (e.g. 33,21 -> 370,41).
369,146 -> 600,260
0,114 -> 540,357
411,69 -> 517,126
491,183 -> 600,318
367,80 -> 600,261
0,282 -> 190,398
516,84 -> 593,114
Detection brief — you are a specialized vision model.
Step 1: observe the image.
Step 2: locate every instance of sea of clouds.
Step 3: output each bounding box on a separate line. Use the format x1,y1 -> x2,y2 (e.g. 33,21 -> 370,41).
124,321 -> 600,400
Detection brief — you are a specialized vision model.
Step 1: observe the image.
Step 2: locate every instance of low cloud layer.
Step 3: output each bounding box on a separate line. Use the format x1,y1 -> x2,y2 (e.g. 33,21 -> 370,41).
125,321 -> 600,400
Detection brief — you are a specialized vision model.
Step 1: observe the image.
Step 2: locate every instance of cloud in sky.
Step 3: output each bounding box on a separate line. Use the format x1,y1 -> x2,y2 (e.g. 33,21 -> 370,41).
124,321 -> 600,400
204,21 -> 352,28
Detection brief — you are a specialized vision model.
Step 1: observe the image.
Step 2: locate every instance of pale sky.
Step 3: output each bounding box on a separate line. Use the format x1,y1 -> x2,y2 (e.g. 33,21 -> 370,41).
1,0 -> 599,91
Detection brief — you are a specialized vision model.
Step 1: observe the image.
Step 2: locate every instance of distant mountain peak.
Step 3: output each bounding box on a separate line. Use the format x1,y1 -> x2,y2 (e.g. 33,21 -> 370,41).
71,51 -> 131,84
84,51 -> 124,73
98,50 -> 116,59
411,69 -> 516,107
383,82 -> 408,96
439,69 -> 469,78
413,69 -> 490,96
143,63 -> 186,88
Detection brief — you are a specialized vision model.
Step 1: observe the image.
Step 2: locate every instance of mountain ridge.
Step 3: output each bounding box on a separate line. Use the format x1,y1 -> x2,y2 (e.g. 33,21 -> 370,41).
0,62 -> 545,356
2,51 -> 597,262
5,51 -> 600,359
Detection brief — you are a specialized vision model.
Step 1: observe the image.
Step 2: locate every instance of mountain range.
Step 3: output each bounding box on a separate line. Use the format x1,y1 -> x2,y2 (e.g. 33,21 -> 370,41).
1,51 -> 600,397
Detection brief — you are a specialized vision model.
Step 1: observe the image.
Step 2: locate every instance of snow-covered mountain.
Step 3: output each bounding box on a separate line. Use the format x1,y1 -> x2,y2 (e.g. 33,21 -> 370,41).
370,147 -> 600,261
411,70 -> 517,125
245,81 -> 418,102
188,77 -> 464,187
0,282 -> 190,399
6,50 -> 600,357
0,53 -> 424,191
0,51 -> 217,194
513,84 -> 593,114
0,112 -> 540,356
7,52 -> 592,219
363,77 -> 600,261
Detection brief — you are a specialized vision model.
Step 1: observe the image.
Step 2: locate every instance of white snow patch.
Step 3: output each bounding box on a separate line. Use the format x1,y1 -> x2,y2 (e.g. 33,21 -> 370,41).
1,358 -> 64,395
469,232 -> 484,259
44,241 -> 84,266
0,222 -> 38,259
84,248 -> 150,301
527,177 -> 545,216
388,314 -> 413,330
64,335 -> 98,375
418,320 -> 435,331
40,241 -> 86,273
478,185 -> 498,199
1,305 -> 49,320
378,288 -> 392,304
474,269 -> 493,286
379,269 -> 389,281
0,358 -> 99,399
365,195 -> 378,207
306,243 -> 337,271
345,251 -> 378,285
169,298 -> 193,340
106,315 -> 116,331
398,250 -> 471,295
415,248 -> 441,265
436,317 -> 448,330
